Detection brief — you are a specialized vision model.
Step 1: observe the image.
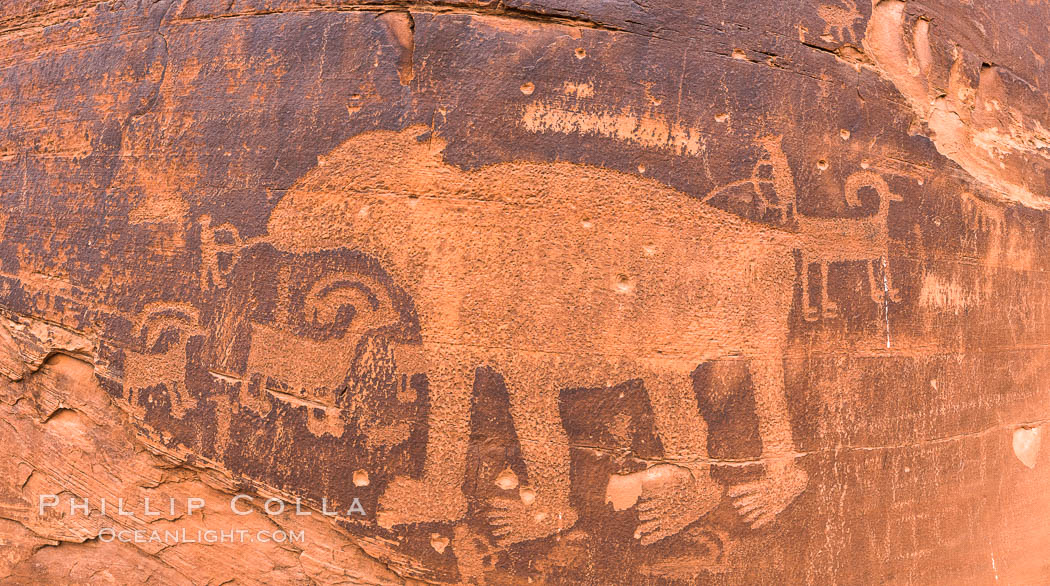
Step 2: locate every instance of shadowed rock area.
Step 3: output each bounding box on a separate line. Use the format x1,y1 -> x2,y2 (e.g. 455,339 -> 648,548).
1,0 -> 1050,583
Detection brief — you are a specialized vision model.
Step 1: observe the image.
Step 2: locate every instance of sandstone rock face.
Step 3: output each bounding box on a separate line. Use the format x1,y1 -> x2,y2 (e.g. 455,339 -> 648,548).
1,0 -> 1049,583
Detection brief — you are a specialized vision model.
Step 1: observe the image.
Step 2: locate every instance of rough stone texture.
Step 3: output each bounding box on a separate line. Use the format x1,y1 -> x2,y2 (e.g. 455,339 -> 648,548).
1,0 -> 1049,583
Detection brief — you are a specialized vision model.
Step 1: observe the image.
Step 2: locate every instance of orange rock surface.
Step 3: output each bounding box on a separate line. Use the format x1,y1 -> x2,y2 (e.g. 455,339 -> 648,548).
1,0 -> 1049,583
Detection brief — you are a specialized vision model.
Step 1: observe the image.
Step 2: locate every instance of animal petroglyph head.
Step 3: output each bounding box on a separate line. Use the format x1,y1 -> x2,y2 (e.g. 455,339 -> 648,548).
207,243 -> 423,431
123,302 -> 204,419
843,170 -> 903,210
120,242 -> 423,443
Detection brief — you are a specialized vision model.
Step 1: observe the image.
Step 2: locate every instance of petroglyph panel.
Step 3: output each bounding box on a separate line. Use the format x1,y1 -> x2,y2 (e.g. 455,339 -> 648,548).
2,0 -> 1050,583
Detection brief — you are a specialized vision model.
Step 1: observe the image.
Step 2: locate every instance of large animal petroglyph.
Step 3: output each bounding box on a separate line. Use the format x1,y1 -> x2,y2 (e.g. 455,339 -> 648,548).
267,126 -> 829,545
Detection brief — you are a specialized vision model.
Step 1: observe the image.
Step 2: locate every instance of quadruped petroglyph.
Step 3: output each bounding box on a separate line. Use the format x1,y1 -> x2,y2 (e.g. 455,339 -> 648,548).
702,136 -> 902,321
267,126 -> 906,547
269,126 -> 810,547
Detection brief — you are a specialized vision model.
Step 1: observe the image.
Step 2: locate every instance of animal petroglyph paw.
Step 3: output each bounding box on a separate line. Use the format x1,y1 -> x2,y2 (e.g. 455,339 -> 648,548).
631,463 -> 723,546
485,491 -> 577,547
728,461 -> 807,529
376,477 -> 467,528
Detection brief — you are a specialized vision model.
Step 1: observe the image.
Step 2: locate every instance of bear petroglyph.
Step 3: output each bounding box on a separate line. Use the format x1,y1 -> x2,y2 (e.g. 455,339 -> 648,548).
266,126 -> 901,545
270,126 -> 803,546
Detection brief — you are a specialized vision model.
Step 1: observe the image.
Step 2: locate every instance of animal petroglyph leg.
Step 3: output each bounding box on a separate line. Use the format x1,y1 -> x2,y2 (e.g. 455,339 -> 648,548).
485,359 -> 577,546
802,262 -> 820,322
868,259 -> 884,304
644,370 -> 711,471
628,371 -> 722,545
822,263 -> 839,318
730,358 -> 807,528
819,262 -> 838,319
887,263 -> 901,302
868,257 -> 902,305
377,344 -> 473,527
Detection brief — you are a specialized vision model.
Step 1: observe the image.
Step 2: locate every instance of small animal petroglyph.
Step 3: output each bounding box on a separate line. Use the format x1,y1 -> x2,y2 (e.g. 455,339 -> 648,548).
120,243 -> 425,447
710,136 -> 902,320
124,302 -> 202,419
817,0 -> 862,44
794,171 -> 902,320
701,135 -> 797,223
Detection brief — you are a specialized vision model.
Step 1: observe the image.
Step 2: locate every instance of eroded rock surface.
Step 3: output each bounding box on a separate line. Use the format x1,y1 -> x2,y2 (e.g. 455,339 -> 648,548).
1,0 -> 1050,583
